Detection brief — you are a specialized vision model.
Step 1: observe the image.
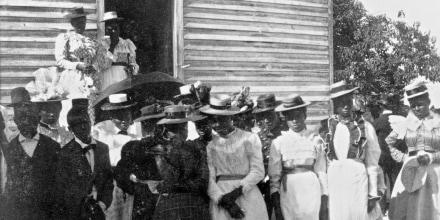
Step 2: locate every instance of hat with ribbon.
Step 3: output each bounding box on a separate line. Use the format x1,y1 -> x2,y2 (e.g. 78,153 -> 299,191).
252,93 -> 281,114
7,87 -> 31,107
330,80 -> 359,99
64,7 -> 92,19
199,94 -> 241,116
275,94 -> 311,112
101,94 -> 136,111
157,105 -> 191,125
404,80 -> 429,100
134,104 -> 166,122
101,11 -> 123,22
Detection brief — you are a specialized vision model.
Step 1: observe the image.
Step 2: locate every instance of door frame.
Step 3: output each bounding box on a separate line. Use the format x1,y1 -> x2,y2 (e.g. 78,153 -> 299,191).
173,0 -> 184,81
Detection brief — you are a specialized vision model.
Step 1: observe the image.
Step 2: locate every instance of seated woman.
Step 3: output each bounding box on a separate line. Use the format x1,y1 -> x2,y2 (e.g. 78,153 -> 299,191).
268,94 -> 328,220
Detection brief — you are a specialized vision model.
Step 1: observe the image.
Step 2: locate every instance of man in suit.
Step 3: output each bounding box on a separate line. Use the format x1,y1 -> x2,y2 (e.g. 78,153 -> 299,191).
1,87 -> 60,220
53,106 -> 113,220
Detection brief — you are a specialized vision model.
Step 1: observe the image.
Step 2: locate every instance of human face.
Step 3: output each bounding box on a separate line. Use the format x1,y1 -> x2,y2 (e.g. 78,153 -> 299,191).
39,102 -> 62,125
255,110 -> 279,130
195,119 -> 212,140
163,123 -> 188,140
106,21 -> 120,38
111,109 -> 133,132
69,114 -> 92,144
141,118 -> 160,137
334,93 -> 353,118
282,109 -> 306,132
409,96 -> 430,119
14,109 -> 39,139
71,16 -> 87,34
210,115 -> 234,137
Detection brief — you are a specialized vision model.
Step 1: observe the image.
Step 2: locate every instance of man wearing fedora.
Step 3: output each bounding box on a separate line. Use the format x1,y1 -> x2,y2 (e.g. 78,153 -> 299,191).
268,94 -> 328,220
386,80 -> 440,220
98,11 -> 139,91
152,105 -> 210,220
200,94 -> 268,220
113,103 -> 167,220
319,81 -> 381,220
53,106 -> 113,220
251,93 -> 285,218
1,87 -> 60,220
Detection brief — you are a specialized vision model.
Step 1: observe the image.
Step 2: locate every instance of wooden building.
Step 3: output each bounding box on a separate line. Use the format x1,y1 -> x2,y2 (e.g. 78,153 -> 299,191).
0,0 -> 333,127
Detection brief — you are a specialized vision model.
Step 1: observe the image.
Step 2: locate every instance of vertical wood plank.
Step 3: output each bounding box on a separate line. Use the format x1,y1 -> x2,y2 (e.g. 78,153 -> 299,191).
96,0 -> 104,39
173,0 -> 184,81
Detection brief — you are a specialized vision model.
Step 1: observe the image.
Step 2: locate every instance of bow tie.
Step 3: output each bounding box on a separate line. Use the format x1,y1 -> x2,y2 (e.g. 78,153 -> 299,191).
118,130 -> 128,135
82,144 -> 96,154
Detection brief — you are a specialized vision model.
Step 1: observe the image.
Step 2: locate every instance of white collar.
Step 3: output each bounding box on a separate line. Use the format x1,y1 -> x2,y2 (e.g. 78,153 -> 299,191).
19,133 -> 40,142
406,110 -> 440,131
383,110 -> 393,115
74,136 -> 96,148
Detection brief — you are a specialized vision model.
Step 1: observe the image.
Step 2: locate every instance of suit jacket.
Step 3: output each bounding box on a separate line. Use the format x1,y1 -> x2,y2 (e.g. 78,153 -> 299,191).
1,134 -> 59,220
53,139 -> 113,220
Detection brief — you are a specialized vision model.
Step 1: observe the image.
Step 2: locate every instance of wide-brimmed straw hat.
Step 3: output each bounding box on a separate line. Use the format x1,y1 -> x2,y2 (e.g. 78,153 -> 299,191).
157,105 -> 191,125
275,94 -> 311,112
401,157 -> 427,193
64,7 -> 92,19
7,87 -> 31,107
134,104 -> 166,122
252,93 -> 281,114
403,80 -> 429,100
330,80 -> 359,99
199,94 -> 241,116
101,11 -> 123,22
101,94 -> 136,111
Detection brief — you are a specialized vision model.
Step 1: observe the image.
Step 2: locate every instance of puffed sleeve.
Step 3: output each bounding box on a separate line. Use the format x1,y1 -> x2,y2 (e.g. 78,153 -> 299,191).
126,39 -> 139,75
385,130 -> 407,163
313,136 -> 328,196
207,143 -> 223,204
239,133 -> 264,193
268,139 -> 282,194
55,33 -> 79,70
364,121 -> 381,197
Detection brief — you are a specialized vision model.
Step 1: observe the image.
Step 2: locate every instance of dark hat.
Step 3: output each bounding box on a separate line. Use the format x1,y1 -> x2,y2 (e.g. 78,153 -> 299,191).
330,81 -> 359,99
275,94 -> 311,112
157,105 -> 191,125
72,98 -> 89,109
101,94 -> 136,111
199,94 -> 241,116
64,7 -> 92,19
252,93 -> 281,114
101,11 -> 123,22
7,87 -> 31,107
404,81 -> 429,100
134,104 -> 166,122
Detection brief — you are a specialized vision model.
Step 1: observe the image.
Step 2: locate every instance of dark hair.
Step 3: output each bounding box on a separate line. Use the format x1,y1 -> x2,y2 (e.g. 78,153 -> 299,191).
37,101 -> 62,112
67,107 -> 90,128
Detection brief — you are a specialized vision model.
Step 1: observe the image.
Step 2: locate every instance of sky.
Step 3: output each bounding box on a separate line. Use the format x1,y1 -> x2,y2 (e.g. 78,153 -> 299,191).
360,0 -> 440,50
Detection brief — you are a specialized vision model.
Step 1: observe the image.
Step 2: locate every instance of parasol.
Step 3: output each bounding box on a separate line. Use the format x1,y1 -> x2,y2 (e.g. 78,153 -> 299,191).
92,71 -> 184,123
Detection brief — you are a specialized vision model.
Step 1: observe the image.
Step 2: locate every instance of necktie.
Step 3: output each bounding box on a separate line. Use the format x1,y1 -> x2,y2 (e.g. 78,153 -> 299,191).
83,144 -> 96,154
118,130 -> 128,135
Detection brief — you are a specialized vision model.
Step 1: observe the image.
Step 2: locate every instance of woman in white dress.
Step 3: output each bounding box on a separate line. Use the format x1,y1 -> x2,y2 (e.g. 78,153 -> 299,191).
99,11 -> 139,91
200,94 -> 269,220
269,94 -> 328,220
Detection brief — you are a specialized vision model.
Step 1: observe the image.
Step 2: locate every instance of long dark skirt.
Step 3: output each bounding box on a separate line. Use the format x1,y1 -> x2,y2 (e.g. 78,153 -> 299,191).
153,193 -> 210,220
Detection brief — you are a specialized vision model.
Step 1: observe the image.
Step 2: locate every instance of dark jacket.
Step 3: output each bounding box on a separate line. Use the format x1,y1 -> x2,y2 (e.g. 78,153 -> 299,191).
53,139 -> 113,220
1,134 -> 59,220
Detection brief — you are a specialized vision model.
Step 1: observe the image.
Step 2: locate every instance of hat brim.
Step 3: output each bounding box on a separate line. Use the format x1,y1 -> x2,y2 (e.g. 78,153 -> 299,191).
275,101 -> 311,112
64,13 -> 92,19
199,105 -> 241,116
330,87 -> 359,99
189,114 -> 207,122
32,99 -> 64,103
401,157 -> 427,193
402,90 -> 429,101
101,102 -> 137,111
101,17 -> 124,22
252,101 -> 282,114
157,118 -> 190,125
134,113 -> 165,122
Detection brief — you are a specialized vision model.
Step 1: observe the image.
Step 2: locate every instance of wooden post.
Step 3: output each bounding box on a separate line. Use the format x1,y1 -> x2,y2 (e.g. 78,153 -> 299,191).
96,0 -> 105,39
328,0 -> 334,115
173,0 -> 184,81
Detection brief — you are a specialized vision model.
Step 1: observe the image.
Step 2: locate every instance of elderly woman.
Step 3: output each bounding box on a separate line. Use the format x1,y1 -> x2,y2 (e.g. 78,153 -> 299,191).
268,94 -> 328,220
387,81 -> 440,220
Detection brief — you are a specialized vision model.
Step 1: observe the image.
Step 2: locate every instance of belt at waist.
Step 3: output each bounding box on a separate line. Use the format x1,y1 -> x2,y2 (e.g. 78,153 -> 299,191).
409,150 -> 436,157
112,62 -> 129,66
281,165 -> 314,191
216,175 -> 247,183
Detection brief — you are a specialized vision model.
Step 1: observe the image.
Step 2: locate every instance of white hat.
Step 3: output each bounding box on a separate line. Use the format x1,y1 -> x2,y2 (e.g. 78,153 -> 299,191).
101,11 -> 123,22
101,93 -> 136,110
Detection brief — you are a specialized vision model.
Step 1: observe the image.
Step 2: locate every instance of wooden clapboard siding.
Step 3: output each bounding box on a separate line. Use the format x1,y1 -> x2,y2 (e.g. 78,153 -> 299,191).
181,0 -> 332,126
0,0 -> 98,106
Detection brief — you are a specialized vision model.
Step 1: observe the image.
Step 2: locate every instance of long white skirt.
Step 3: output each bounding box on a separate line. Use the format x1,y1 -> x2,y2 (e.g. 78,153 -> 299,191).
328,159 -> 369,220
101,66 -> 127,91
211,179 -> 268,220
389,157 -> 440,220
280,171 -> 321,220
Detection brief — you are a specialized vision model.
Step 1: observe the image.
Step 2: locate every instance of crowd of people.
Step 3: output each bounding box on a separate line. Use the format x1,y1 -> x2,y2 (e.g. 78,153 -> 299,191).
0,6 -> 440,220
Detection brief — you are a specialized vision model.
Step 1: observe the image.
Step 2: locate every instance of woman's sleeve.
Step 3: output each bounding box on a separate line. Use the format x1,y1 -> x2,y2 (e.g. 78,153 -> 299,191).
126,39 -> 139,75
55,34 -> 79,70
313,136 -> 328,196
268,139 -> 282,194
239,133 -> 264,193
207,144 -> 223,204
364,121 -> 381,197
385,130 -> 408,162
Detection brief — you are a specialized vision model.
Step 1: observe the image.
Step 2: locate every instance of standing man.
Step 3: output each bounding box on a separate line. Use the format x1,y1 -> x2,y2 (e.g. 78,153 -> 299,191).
1,87 -> 59,220
53,106 -> 113,220
36,99 -> 73,147
321,81 -> 381,220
